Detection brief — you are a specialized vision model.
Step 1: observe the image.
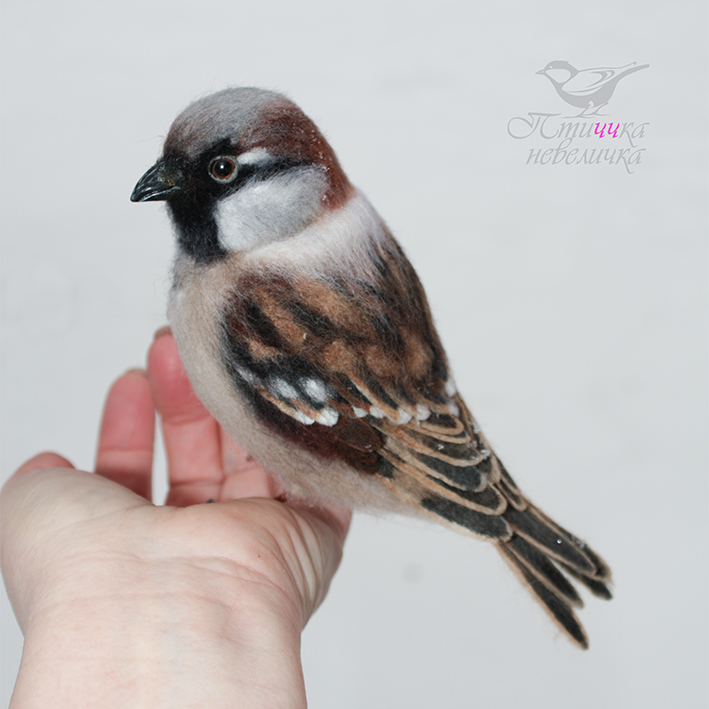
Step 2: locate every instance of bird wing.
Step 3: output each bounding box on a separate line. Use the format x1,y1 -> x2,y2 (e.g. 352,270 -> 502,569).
219,231 -> 611,646
219,232 -> 501,509
563,69 -> 613,95
562,66 -> 630,95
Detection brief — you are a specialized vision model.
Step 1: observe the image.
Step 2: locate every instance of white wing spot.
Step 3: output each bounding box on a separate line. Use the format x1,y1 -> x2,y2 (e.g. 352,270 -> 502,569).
445,378 -> 457,396
352,406 -> 368,418
292,410 -> 315,425
236,366 -> 257,385
369,406 -> 385,419
416,404 -> 431,421
396,409 -> 413,425
316,407 -> 339,427
303,378 -> 328,403
270,378 -> 298,400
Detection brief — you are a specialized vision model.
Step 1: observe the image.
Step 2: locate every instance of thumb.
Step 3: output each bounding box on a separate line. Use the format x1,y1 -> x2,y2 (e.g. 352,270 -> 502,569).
14,451 -> 75,475
1,463 -> 152,627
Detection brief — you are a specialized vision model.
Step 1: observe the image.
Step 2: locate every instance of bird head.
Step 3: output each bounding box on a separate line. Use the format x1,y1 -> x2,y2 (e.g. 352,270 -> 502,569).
131,88 -> 353,263
536,60 -> 576,84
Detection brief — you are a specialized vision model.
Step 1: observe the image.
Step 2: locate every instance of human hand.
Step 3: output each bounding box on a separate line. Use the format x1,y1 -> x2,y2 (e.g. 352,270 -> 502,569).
1,330 -> 351,708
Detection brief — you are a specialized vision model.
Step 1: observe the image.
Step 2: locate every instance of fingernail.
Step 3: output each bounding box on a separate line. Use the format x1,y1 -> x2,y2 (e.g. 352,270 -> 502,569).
154,325 -> 172,340
124,367 -> 147,377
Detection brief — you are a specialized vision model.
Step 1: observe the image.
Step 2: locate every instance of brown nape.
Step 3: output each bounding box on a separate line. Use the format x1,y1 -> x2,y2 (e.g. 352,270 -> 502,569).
242,100 -> 354,210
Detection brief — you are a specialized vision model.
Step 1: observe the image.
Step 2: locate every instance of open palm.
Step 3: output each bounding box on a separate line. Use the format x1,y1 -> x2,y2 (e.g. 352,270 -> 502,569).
2,330 -> 351,707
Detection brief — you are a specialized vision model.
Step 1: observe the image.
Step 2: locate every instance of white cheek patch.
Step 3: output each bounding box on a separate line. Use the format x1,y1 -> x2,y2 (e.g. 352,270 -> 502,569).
215,168 -> 327,252
249,191 -> 389,281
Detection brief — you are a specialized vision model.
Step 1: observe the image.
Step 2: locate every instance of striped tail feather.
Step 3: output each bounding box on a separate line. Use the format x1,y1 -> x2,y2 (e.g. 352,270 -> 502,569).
498,539 -> 590,648
389,451 -> 612,649
374,394 -> 612,646
498,488 -> 612,649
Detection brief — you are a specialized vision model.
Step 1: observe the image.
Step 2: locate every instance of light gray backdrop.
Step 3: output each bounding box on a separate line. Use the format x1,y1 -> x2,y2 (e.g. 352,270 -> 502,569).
1,1 -> 707,707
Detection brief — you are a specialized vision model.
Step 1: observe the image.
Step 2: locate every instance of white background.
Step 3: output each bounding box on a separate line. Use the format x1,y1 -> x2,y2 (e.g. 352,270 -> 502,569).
1,1 -> 706,707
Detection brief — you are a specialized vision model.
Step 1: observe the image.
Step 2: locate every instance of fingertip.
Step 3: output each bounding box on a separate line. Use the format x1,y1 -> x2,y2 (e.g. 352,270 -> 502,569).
148,326 -> 212,422
95,366 -> 155,498
104,368 -> 154,421
147,329 -> 183,387
14,452 -> 74,476
148,327 -> 178,378
153,325 -> 172,340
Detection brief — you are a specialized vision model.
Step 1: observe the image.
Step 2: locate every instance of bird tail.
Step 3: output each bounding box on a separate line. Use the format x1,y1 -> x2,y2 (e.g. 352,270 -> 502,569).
616,63 -> 650,80
495,462 -> 612,649
375,399 -> 612,648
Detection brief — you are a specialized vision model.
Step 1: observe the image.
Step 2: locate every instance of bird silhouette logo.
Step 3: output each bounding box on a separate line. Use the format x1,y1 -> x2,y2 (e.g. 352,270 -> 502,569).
536,61 -> 649,117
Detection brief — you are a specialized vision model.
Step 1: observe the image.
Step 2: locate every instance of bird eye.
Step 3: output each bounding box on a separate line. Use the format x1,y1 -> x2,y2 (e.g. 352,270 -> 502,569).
209,156 -> 238,183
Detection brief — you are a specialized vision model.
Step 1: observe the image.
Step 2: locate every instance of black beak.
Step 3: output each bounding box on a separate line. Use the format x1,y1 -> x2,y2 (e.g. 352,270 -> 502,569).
130,159 -> 184,202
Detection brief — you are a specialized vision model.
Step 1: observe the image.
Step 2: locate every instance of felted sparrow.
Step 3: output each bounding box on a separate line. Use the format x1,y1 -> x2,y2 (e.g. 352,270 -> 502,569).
131,87 -> 611,648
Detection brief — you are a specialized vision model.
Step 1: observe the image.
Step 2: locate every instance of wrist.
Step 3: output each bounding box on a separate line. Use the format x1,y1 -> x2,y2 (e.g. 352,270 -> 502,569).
12,552 -> 307,708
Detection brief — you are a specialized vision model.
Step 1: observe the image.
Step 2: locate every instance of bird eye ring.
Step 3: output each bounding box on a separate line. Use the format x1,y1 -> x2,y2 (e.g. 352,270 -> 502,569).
209,156 -> 238,183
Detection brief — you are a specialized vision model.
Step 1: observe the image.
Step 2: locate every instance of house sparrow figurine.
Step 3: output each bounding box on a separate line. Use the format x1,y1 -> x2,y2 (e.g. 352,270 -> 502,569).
131,87 -> 611,648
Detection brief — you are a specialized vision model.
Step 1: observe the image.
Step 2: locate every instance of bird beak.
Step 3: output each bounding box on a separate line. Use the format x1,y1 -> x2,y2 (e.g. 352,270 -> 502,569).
535,69 -> 546,75
130,159 -> 184,202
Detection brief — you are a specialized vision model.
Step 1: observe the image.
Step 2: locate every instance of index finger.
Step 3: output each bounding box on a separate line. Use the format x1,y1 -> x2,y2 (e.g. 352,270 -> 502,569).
95,370 -> 155,500
147,330 -> 224,505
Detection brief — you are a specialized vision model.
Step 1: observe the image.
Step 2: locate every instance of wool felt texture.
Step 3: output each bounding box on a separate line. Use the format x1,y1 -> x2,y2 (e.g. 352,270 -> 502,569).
132,87 -> 612,649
